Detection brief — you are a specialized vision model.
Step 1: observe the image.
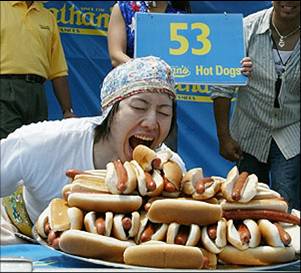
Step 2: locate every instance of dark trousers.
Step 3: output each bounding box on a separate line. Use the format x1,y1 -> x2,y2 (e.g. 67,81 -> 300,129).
0,78 -> 48,139
237,139 -> 300,211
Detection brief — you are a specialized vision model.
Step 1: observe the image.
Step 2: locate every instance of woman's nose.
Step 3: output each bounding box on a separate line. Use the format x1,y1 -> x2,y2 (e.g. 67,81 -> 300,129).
141,111 -> 158,130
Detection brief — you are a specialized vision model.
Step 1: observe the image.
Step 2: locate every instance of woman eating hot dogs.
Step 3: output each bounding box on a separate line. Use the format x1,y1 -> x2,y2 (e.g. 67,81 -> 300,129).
0,56 -> 185,244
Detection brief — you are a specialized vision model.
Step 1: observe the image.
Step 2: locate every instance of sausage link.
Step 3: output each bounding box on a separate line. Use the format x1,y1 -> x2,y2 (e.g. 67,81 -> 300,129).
140,224 -> 155,243
113,160 -> 128,193
144,172 -> 157,191
65,169 -> 84,180
44,218 -> 50,235
274,223 -> 292,246
151,158 -> 161,169
51,237 -> 60,249
95,217 -> 106,235
122,217 -> 132,231
207,224 -> 217,240
232,171 -> 249,201
174,226 -> 189,245
237,223 -> 251,244
163,177 -> 176,192
222,209 -> 301,225
195,177 -> 214,194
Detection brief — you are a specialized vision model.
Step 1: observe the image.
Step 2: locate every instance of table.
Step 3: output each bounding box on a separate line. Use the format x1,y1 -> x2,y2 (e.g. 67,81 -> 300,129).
1,244 -> 300,272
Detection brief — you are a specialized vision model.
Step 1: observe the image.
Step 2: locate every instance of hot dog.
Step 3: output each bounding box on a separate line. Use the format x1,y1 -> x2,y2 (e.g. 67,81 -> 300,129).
147,198 -> 222,226
105,160 -> 137,194
67,192 -> 143,213
201,218 -> 227,254
123,242 -> 205,269
221,166 -> 258,203
283,209 -> 300,254
135,213 -> 168,244
166,222 -> 201,246
161,161 -> 183,197
182,168 -> 223,200
112,211 -> 140,241
132,144 -> 160,171
84,211 -> 113,237
130,160 -> 164,196
226,219 -> 261,250
59,229 -> 135,263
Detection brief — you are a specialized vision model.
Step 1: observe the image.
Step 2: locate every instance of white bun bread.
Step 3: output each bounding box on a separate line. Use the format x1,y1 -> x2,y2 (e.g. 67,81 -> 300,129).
199,247 -> 217,269
36,205 -> 50,238
67,207 -> 84,230
130,160 -> 164,196
135,213 -> 168,244
218,245 -> 296,265
166,223 -> 201,246
201,218 -> 227,254
258,219 -> 287,247
73,173 -> 106,183
67,192 -> 142,213
221,166 -> 258,203
193,177 -> 223,200
84,211 -> 113,236
182,168 -> 204,195
227,219 -> 261,250
112,212 -> 140,240
221,198 -> 288,212
123,243 -> 204,269
147,198 -> 222,226
48,198 -> 70,232
161,161 -> 183,197
59,229 -> 135,263
70,178 -> 110,194
105,161 -> 137,194
132,144 -> 157,171
254,183 -> 282,200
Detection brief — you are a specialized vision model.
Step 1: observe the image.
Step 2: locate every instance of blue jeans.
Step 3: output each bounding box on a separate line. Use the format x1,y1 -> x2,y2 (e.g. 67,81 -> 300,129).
237,139 -> 300,211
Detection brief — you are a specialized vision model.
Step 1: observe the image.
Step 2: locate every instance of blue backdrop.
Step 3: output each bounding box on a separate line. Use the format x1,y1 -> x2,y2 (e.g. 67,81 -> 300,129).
44,1 -> 272,177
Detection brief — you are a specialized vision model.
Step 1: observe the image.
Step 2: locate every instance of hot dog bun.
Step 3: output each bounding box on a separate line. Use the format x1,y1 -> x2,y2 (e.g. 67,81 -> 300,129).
67,207 -> 84,230
123,243 -> 204,269
161,161 -> 183,197
182,168 -> 223,200
227,219 -> 261,250
84,211 -> 113,236
254,183 -> 282,200
36,205 -> 50,238
166,223 -> 201,246
218,245 -> 296,265
132,145 -> 158,171
59,229 -> 135,263
221,166 -> 258,203
135,213 -> 168,244
130,160 -> 164,196
105,161 -> 137,194
283,209 -> 300,254
112,212 -> 140,240
67,192 -> 142,213
147,198 -> 222,225
201,218 -> 227,254
48,198 -> 70,232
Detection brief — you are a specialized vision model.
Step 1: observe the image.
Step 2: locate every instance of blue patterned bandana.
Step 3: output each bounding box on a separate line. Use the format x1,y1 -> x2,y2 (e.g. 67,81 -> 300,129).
100,56 -> 175,118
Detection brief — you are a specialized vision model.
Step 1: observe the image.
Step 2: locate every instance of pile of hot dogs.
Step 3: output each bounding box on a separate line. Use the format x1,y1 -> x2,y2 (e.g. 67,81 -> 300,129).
35,145 -> 300,269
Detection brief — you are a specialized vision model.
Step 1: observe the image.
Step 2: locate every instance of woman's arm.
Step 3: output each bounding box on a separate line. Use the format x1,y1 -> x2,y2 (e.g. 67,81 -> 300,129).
108,3 -> 132,67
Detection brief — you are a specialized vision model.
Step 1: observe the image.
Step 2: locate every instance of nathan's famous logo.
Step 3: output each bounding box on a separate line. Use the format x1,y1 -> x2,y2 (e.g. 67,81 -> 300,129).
47,4 -> 111,36
171,65 -> 191,78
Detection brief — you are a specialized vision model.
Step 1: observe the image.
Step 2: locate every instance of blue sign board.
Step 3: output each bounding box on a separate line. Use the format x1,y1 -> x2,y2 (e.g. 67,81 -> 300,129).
135,13 -> 246,85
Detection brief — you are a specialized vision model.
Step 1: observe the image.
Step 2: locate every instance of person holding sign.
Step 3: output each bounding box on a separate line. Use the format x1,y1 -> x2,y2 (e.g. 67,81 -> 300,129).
107,1 -> 191,67
0,56 -> 185,244
211,1 -> 300,210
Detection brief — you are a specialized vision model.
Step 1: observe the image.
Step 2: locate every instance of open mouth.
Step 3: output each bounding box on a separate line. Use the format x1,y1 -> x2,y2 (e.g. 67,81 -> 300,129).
129,135 -> 154,150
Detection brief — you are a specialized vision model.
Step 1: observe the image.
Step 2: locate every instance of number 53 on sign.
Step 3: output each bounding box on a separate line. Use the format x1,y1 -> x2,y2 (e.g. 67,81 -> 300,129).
134,13 -> 247,85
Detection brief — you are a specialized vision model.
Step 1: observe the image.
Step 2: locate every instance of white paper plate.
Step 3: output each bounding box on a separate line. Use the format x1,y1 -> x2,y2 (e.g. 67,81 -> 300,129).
32,226 -> 300,271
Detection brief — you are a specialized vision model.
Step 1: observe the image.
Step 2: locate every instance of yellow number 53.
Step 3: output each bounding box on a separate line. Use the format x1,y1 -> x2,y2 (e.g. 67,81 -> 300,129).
169,22 -> 211,56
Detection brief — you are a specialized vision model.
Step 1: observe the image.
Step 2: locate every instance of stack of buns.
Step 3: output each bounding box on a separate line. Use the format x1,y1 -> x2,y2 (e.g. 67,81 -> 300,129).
35,145 -> 300,269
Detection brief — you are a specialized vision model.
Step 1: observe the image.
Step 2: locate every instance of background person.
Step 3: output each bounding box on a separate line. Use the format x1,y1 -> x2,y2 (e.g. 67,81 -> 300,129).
211,1 -> 300,210
0,1 -> 75,139
0,56 -> 185,244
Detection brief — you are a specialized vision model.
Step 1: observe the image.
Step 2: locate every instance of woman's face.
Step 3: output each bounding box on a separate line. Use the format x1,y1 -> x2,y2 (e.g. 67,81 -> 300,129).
272,1 -> 300,20
109,92 -> 173,162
